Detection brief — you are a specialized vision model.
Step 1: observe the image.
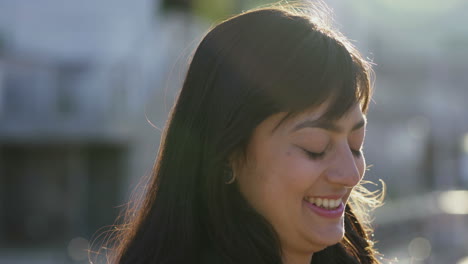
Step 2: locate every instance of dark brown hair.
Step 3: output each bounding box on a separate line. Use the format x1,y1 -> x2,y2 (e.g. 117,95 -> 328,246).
104,4 -> 381,264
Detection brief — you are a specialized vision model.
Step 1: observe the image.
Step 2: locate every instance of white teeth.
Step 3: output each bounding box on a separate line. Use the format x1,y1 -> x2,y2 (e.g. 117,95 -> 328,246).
315,198 -> 322,207
336,199 -> 342,207
332,199 -> 339,208
322,199 -> 329,208
305,197 -> 341,210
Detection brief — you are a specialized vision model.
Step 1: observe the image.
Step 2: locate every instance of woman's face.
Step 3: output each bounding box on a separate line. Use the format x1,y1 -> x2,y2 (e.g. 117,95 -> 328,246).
235,103 -> 366,258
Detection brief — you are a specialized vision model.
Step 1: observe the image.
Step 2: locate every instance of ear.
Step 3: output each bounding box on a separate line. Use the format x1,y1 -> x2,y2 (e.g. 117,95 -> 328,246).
227,148 -> 248,177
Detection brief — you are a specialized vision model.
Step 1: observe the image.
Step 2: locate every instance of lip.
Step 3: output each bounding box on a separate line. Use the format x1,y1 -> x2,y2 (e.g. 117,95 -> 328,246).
303,199 -> 345,219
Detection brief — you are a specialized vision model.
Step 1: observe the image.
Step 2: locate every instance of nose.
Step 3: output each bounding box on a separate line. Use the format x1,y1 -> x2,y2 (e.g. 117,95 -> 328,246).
324,143 -> 363,188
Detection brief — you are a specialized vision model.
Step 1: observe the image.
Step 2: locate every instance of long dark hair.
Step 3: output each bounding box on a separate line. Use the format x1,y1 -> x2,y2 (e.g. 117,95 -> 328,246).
106,5 -> 381,264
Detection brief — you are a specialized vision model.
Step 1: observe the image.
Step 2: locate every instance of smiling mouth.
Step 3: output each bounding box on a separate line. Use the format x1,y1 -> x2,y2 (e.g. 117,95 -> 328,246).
304,197 -> 342,210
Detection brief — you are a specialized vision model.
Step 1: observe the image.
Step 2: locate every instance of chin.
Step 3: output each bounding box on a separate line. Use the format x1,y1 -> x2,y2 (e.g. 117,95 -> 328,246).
309,227 -> 345,251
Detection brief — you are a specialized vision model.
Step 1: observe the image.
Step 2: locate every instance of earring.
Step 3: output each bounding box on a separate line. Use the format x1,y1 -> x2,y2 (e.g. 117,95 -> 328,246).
224,166 -> 236,184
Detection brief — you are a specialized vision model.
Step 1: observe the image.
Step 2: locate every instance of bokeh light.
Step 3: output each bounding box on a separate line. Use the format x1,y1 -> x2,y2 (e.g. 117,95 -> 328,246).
67,237 -> 90,262
458,255 -> 468,264
408,237 -> 432,261
438,190 -> 468,215
463,133 -> 468,153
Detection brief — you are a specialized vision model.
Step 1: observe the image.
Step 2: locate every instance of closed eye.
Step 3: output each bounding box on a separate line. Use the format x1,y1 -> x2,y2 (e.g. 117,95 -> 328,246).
303,148 -> 362,159
302,148 -> 326,160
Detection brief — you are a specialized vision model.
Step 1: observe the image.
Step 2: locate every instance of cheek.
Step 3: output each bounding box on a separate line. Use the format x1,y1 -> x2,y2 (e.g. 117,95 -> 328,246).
263,147 -> 324,193
253,149 -> 297,189
242,148 -> 315,200
241,149 -> 323,221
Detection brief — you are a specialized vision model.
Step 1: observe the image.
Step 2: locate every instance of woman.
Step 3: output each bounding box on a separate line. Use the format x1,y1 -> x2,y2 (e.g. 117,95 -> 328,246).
108,4 -> 382,264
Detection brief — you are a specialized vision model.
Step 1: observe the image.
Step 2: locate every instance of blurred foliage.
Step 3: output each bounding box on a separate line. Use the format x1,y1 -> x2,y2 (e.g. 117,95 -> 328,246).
161,0 -> 276,21
192,0 -> 235,21
161,0 -> 193,11
160,0 -> 234,20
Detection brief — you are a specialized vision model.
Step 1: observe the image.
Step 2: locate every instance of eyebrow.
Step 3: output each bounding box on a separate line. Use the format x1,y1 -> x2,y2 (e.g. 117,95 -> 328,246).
292,117 -> 367,134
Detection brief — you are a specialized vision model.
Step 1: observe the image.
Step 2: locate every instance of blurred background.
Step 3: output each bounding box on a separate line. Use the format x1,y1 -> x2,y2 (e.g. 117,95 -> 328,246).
0,0 -> 467,263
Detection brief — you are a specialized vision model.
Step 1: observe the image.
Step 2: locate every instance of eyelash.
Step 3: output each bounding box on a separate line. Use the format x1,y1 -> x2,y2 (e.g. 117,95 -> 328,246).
351,149 -> 362,158
304,150 -> 325,160
303,148 -> 362,160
